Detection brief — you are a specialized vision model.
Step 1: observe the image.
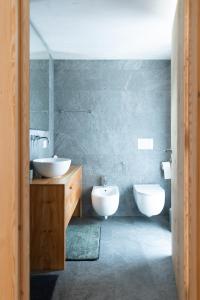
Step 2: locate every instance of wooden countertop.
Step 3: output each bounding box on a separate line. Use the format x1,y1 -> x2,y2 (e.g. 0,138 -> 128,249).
31,165 -> 82,185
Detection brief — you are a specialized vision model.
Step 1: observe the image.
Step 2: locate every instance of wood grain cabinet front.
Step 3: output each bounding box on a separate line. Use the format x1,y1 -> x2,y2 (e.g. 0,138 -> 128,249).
30,166 -> 82,272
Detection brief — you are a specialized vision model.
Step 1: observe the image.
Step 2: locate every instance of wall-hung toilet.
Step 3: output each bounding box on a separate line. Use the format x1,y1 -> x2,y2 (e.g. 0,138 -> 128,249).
133,184 -> 165,217
92,186 -> 119,219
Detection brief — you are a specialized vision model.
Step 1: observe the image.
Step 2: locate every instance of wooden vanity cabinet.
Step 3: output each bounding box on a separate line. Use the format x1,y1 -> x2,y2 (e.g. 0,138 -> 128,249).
30,165 -> 82,272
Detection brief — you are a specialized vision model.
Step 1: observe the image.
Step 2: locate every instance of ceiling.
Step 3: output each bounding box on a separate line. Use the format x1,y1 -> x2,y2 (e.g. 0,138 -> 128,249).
30,0 -> 177,59
30,25 -> 50,59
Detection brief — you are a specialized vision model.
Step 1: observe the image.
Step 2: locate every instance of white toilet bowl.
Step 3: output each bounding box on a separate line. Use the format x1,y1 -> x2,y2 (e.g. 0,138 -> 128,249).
133,184 -> 165,217
92,186 -> 119,219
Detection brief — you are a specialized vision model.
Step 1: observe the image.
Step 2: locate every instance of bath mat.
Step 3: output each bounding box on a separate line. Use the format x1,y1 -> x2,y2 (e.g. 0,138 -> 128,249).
30,274 -> 58,300
66,224 -> 101,261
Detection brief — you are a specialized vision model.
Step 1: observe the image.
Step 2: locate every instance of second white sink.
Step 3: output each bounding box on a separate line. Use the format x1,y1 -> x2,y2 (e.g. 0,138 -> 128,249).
33,157 -> 71,178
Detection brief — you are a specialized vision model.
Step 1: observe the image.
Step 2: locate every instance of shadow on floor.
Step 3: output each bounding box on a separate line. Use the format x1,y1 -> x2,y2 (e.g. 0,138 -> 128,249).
31,274 -> 58,300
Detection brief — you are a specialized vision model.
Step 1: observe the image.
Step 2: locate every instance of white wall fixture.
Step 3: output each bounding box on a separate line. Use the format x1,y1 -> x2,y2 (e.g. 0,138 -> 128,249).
161,161 -> 171,179
138,138 -> 154,150
133,184 -> 165,217
91,186 -> 120,219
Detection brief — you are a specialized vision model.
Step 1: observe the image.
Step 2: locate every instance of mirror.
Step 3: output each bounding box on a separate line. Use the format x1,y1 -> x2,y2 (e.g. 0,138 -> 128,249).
30,22 -> 50,131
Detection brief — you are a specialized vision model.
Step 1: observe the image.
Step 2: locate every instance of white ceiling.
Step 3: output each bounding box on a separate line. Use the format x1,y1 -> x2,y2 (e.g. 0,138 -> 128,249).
30,0 -> 177,59
30,25 -> 50,59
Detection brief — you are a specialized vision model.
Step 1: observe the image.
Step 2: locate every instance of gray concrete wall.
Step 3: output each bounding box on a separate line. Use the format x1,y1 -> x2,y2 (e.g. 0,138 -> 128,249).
54,60 -> 171,216
30,60 -> 49,131
30,58 -> 54,161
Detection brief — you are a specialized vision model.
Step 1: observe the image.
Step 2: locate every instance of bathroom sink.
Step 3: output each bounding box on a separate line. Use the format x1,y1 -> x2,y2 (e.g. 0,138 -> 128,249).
33,157 -> 71,178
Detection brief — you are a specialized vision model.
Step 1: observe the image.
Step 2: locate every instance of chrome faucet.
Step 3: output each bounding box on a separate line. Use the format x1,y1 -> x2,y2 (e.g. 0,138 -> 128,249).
30,135 -> 49,149
31,135 -> 49,143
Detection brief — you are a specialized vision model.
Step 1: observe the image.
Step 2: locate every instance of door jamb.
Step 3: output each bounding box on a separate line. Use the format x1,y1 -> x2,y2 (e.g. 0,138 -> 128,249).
177,0 -> 198,299
18,0 -> 30,299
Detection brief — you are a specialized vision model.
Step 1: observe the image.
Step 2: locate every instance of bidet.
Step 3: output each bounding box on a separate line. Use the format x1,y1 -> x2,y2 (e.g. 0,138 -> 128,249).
91,186 -> 119,219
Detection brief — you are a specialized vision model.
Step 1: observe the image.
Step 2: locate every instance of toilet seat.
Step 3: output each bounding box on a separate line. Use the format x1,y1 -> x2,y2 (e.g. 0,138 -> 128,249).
134,184 -> 164,196
133,184 -> 165,217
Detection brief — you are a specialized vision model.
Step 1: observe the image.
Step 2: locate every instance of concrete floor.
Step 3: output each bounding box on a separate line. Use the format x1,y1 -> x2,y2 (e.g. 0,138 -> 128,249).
51,216 -> 177,300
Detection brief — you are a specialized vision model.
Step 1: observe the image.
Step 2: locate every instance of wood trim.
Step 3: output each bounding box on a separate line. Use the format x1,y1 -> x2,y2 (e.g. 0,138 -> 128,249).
0,0 -> 29,299
18,0 -> 30,299
183,0 -> 190,298
187,0 -> 198,299
175,0 -> 199,299
171,1 -> 189,298
0,1 -> 19,298
182,0 -> 198,299
197,0 -> 200,298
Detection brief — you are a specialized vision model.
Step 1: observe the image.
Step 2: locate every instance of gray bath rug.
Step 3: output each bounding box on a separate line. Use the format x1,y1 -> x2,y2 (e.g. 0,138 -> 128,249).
66,224 -> 101,261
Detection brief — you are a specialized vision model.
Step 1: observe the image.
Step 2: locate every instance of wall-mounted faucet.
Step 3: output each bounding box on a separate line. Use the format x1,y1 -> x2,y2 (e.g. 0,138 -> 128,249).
30,135 -> 49,148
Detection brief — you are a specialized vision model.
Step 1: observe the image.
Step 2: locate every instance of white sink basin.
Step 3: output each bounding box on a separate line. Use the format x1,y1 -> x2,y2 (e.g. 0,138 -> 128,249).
33,157 -> 71,178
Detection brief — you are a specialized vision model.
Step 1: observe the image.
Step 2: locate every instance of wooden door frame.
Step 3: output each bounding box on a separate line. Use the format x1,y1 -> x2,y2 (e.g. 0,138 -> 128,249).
196,0 -> 200,299
184,0 -> 199,299
19,1 -> 30,299
0,0 -> 198,299
0,0 -> 29,299
172,0 -> 200,299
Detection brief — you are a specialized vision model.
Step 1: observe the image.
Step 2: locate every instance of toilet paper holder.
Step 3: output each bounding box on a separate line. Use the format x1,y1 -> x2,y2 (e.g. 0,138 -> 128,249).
164,148 -> 172,154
